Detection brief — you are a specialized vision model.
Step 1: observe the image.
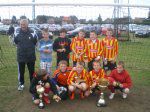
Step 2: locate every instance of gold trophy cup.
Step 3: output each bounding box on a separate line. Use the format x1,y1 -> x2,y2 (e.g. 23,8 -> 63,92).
37,86 -> 45,109
60,43 -> 65,51
76,52 -> 81,62
83,55 -> 88,62
74,76 -> 85,84
97,78 -> 109,107
83,55 -> 88,70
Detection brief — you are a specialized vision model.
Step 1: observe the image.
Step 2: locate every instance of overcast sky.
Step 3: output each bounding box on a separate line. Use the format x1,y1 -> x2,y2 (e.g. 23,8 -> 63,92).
0,0 -> 149,20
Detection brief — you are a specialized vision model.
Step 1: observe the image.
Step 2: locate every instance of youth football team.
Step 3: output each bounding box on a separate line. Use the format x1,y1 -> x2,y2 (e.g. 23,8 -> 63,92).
15,19 -> 132,108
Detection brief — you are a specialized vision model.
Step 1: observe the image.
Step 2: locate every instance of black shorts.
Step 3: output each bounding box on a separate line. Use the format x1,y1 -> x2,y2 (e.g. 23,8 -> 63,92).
32,92 -> 40,100
103,61 -> 116,71
57,83 -> 68,100
91,86 -> 101,93
114,86 -> 124,92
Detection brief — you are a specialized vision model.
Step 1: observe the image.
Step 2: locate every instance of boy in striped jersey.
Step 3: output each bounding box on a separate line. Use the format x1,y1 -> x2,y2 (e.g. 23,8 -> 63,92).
85,30 -> 103,71
101,28 -> 118,74
70,29 -> 87,66
67,62 -> 89,100
88,61 -> 106,94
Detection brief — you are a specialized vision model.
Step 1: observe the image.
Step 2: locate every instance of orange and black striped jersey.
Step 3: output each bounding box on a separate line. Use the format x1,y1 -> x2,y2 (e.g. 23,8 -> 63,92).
70,37 -> 87,61
101,37 -> 118,61
67,69 -> 89,85
85,39 -> 103,61
89,69 -> 106,86
52,67 -> 72,86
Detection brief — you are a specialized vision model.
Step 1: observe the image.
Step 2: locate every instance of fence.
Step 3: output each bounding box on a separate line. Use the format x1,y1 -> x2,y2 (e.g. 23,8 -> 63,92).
0,2 -> 150,71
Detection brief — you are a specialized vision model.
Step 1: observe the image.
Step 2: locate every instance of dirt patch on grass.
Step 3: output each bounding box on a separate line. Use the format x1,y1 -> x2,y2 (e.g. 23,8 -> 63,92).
0,85 -> 149,112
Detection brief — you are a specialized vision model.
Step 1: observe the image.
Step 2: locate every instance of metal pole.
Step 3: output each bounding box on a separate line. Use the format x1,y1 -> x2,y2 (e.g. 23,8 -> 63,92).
128,0 -> 130,41
32,0 -> 35,24
0,3 -> 149,8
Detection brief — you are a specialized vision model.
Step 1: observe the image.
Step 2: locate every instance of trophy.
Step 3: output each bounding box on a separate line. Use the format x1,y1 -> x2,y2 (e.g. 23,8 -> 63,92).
83,55 -> 88,62
116,81 -> 121,87
104,58 -> 107,65
74,76 -> 85,84
89,76 -> 99,93
60,43 -> 65,51
83,55 -> 88,70
76,52 -> 81,62
53,94 -> 61,102
37,86 -> 45,109
97,78 -> 109,107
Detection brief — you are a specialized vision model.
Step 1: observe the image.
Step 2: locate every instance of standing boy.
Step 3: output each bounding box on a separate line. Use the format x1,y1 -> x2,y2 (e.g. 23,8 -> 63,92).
70,29 -> 87,66
101,28 -> 118,73
53,28 -> 71,67
85,30 -> 103,71
37,28 -> 53,76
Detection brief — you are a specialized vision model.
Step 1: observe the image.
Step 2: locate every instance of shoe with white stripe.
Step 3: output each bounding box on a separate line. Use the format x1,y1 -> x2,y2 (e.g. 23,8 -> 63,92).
18,85 -> 24,91
109,93 -> 115,99
122,93 -> 127,99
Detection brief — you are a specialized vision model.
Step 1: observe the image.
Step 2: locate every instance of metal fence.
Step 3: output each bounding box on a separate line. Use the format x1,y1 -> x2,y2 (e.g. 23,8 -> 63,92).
0,3 -> 150,71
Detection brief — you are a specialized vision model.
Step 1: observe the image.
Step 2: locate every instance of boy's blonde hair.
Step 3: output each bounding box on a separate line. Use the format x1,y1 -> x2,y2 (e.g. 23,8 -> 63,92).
42,28 -> 49,34
58,60 -> 68,66
107,28 -> 114,32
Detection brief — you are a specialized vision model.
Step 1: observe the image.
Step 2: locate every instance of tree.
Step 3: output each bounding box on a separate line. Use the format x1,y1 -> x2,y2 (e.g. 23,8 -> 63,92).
11,15 -> 17,24
70,15 -> 78,24
55,17 -> 62,24
88,19 -> 94,24
36,15 -> 47,24
97,14 -> 102,23
80,19 -> 86,24
20,15 -> 27,19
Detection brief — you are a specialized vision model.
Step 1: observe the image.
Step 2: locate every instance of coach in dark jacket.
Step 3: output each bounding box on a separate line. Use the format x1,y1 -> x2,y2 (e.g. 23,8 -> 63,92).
14,19 -> 37,91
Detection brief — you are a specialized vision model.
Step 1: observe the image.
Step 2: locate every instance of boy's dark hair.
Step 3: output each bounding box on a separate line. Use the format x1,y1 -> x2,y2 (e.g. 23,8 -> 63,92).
59,28 -> 67,33
76,61 -> 85,67
92,60 -> 101,66
90,30 -> 97,35
36,69 -> 47,79
118,61 -> 125,68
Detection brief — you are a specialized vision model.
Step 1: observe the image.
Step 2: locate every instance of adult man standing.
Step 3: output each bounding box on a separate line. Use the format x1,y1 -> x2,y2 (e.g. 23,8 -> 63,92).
14,19 -> 37,91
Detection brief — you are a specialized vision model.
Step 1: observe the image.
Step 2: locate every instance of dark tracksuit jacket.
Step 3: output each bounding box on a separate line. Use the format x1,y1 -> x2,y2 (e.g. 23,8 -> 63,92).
53,37 -> 71,66
14,28 -> 37,84
30,76 -> 59,99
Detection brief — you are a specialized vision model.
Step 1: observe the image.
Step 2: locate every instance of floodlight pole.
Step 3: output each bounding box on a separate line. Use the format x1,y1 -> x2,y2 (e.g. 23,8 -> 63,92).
32,0 -> 35,24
